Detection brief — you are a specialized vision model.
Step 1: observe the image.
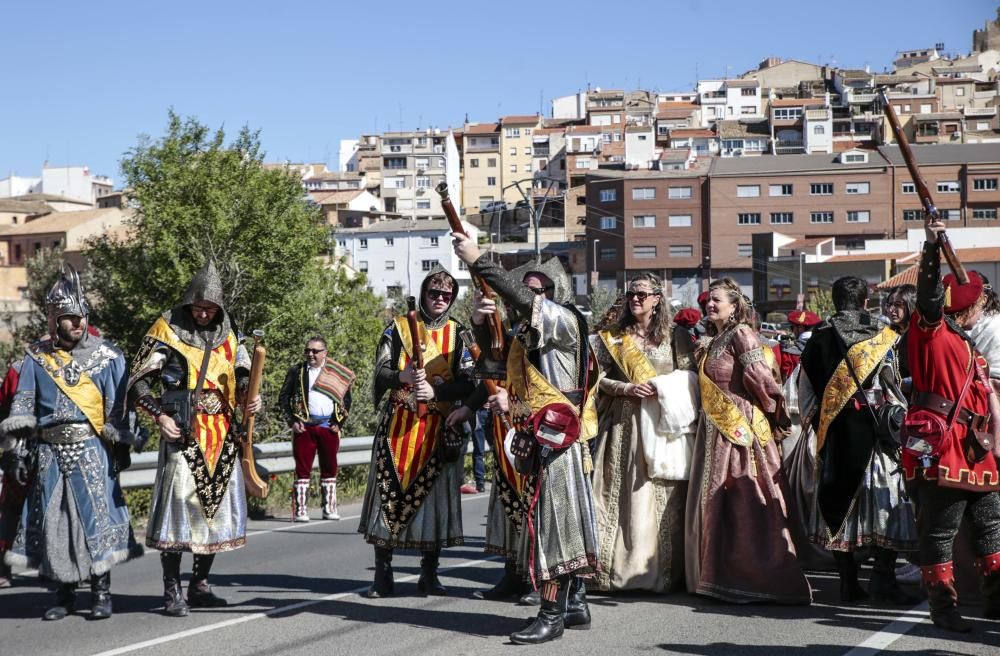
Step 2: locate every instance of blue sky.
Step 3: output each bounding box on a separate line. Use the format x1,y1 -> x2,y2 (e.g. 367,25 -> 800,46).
0,0 -> 993,185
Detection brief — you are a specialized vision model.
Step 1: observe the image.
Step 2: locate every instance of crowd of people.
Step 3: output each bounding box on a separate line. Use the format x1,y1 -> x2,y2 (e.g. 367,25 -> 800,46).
0,219 -> 999,647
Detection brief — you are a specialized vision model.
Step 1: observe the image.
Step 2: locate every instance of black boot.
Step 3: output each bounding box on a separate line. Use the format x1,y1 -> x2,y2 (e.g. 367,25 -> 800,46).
0,559 -> 12,588
518,589 -> 541,606
89,572 -> 112,620
473,560 -> 521,601
922,562 -> 972,633
417,550 -> 447,596
43,582 -> 77,621
833,551 -> 868,603
161,552 -> 189,617
980,551 -> 1000,619
563,576 -> 591,630
869,548 -> 919,606
188,554 -> 227,608
366,546 -> 394,599
510,578 -> 568,645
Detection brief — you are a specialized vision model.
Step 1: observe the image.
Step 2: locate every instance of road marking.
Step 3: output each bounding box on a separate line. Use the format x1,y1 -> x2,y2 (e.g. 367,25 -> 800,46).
89,554 -> 500,656
841,601 -> 929,656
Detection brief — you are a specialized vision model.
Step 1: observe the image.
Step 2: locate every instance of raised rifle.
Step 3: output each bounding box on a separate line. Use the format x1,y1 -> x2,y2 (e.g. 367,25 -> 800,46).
436,182 -> 506,361
406,296 -> 428,418
240,330 -> 269,498
459,329 -> 514,436
879,88 -> 969,284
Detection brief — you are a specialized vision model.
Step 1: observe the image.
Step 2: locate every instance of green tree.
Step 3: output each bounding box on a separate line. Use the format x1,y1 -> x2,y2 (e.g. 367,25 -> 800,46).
84,111 -> 385,437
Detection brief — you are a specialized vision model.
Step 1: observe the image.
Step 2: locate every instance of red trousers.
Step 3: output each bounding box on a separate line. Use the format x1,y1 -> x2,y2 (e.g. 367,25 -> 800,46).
293,424 -> 340,480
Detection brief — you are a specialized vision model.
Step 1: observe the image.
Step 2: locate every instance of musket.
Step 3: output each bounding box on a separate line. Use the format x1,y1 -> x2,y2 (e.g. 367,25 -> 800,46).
436,182 -> 506,361
406,296 -> 428,418
240,330 -> 269,498
879,88 -> 969,284
459,329 -> 514,435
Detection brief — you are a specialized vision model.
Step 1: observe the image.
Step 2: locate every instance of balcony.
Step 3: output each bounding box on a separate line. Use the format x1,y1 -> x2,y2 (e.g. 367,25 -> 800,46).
850,92 -> 877,103
773,140 -> 805,154
533,146 -> 550,157
382,144 -> 413,155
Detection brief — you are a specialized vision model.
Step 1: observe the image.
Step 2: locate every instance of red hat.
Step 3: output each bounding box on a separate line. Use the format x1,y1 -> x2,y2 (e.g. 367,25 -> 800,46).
787,310 -> 821,327
943,271 -> 984,314
697,291 -> 709,310
673,308 -> 702,328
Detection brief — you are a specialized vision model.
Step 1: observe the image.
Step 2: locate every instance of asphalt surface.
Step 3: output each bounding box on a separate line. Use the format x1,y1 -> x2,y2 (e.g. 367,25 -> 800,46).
1,490 -> 998,656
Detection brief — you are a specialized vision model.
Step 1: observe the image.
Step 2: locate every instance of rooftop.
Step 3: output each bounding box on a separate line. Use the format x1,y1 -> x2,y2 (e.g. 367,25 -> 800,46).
770,98 -> 827,108
464,122 -> 500,135
709,151 -> 886,176
9,193 -> 92,206
500,115 -> 540,125
309,190 -> 366,205
668,128 -> 716,139
877,143 -> 1000,167
587,159 -> 710,180
0,199 -> 52,215
0,207 -> 125,236
717,119 -> 771,140
335,218 -> 470,234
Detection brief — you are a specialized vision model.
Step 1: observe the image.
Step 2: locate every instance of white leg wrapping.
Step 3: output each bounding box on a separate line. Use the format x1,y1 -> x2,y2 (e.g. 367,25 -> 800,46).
321,478 -> 339,520
293,479 -> 311,522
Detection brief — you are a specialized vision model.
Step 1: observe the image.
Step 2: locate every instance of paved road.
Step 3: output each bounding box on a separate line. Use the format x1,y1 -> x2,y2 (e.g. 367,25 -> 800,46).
1,490 -> 998,656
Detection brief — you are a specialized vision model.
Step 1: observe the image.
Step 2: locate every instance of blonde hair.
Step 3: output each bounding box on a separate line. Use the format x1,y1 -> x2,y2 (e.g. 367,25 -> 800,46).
707,278 -> 753,334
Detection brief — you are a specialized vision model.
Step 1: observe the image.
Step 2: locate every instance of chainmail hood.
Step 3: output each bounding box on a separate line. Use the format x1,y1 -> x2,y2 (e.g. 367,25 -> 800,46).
165,259 -> 233,349
511,257 -> 572,305
417,264 -> 459,329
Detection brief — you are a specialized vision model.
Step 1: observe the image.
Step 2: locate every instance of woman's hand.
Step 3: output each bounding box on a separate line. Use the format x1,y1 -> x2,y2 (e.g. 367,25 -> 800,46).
623,382 -> 656,398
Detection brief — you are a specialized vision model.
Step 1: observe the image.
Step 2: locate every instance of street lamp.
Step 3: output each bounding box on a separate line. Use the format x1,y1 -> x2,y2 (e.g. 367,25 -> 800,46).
593,238 -> 600,273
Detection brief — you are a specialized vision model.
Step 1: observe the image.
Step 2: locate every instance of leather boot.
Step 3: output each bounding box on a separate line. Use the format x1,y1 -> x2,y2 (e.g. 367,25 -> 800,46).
188,554 -> 227,608
869,548 -> 919,606
292,478 -> 311,522
417,550 -> 447,596
161,552 -> 188,617
518,589 -> 541,606
922,562 -> 972,633
510,578 -> 567,645
89,572 -> 112,620
0,559 -> 12,588
833,551 -> 868,603
366,546 -> 394,599
473,560 -> 521,601
563,576 -> 591,630
321,477 -> 340,520
977,551 -> 1000,619
43,582 -> 77,621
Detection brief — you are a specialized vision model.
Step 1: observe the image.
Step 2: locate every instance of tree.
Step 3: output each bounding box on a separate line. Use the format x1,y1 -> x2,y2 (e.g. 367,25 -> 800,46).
0,247 -> 65,366
84,111 -> 386,437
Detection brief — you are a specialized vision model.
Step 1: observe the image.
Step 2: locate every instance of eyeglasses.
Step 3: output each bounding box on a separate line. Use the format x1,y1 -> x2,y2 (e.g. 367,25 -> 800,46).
190,304 -> 218,315
528,285 -> 553,295
304,348 -> 326,355
626,291 -> 656,302
427,289 -> 453,302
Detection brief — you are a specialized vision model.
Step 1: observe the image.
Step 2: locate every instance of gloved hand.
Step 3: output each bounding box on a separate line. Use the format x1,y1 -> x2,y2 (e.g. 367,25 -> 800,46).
0,451 -> 30,487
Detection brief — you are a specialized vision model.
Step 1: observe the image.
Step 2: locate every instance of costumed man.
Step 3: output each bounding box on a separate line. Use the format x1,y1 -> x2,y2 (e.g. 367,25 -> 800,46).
446,290 -> 533,605
357,267 -> 474,598
279,335 -> 355,522
0,266 -> 139,620
453,234 -> 600,646
127,261 -> 260,617
799,276 -> 917,605
903,220 -> 1000,633
0,358 -> 26,588
779,310 -> 821,381
671,307 -> 702,372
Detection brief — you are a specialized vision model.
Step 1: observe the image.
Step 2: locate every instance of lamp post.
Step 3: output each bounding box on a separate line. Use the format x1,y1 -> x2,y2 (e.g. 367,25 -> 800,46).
592,238 -> 600,292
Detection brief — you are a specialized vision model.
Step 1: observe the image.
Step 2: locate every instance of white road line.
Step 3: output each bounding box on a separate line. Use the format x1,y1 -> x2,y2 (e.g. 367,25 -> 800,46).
89,555 -> 500,656
841,601 -> 930,656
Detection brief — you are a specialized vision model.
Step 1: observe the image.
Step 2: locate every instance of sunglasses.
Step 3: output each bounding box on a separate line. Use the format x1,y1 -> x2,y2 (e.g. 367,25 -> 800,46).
528,285 -> 553,295
427,289 -> 453,302
304,348 -> 326,355
626,291 -> 656,302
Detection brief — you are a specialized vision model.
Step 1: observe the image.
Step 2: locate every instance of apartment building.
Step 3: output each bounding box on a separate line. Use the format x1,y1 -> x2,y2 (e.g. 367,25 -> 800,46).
531,127 -> 567,187
587,89 -> 625,143
379,129 -> 459,218
0,165 -> 113,206
462,122 -> 501,215
585,163 -> 709,293
499,115 -> 543,204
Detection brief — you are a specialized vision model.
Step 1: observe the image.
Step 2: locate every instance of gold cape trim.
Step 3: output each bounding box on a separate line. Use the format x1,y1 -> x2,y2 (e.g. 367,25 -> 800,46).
698,353 -> 773,448
392,316 -> 454,383
598,330 -> 657,385
31,349 -> 105,435
816,326 -> 897,451
145,317 -> 237,408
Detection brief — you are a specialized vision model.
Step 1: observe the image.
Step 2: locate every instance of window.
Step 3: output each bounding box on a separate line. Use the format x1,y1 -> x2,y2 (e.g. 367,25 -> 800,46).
738,213 -> 761,225
842,153 -> 867,163
903,209 -> 924,222
458,261 -> 468,271
810,183 -> 833,195
487,158 -> 497,167
901,182 -> 916,194
358,261 -> 368,272
421,259 -> 439,271
504,128 -> 520,138
668,186 -> 692,199
847,210 -> 870,223
632,187 -> 656,200
670,245 -> 693,257
385,260 -> 395,271
384,157 -> 406,169
423,236 -> 439,247
668,214 -> 692,227
938,181 -> 960,194
415,176 -> 431,189
524,147 -> 532,156
810,211 -> 834,224
576,158 -> 593,169
736,185 -> 760,198
813,125 -> 825,135
337,240 -> 346,249
633,215 -> 656,228
385,176 -> 406,189
633,245 -> 657,259
638,135 -> 647,141
977,121 -> 991,131
510,164 -> 517,173
845,182 -> 870,195
773,108 -> 802,120
487,176 -> 497,186
920,104 -> 932,114
941,209 -> 961,220
414,158 -> 429,170
599,189 -> 617,202
741,87 -> 756,96
973,208 -> 998,219
599,216 -> 616,230
524,128 -> 532,136
770,212 -> 793,224
386,237 -> 394,246
416,200 -> 431,209
974,178 -> 998,191
470,159 -> 479,168
769,184 -> 793,197
600,247 -> 616,261
737,244 -> 753,257
741,106 -> 756,115
360,238 -> 368,249
956,87 -> 966,97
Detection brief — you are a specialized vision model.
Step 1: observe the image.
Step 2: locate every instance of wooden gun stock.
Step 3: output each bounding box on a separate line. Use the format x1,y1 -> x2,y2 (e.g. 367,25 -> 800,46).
241,330 -> 269,498
459,329 -> 513,434
406,296 -> 428,418
436,182 -> 506,360
879,89 -> 969,284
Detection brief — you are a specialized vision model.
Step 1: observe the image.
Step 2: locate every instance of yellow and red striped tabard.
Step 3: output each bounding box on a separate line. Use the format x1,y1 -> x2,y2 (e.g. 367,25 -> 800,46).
490,380 -> 526,497
387,319 -> 458,490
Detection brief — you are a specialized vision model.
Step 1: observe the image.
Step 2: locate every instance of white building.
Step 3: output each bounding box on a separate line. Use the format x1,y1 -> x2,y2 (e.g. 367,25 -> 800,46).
380,129 -> 460,219
696,80 -> 726,127
0,175 -> 41,198
723,79 -> 763,120
333,218 -> 479,298
39,165 -> 113,205
338,139 -> 359,172
624,125 -> 655,169
552,91 -> 587,120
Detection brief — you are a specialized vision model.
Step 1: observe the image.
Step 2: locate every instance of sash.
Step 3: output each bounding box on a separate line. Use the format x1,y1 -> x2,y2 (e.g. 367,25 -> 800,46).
816,326 -> 897,451
145,317 -> 238,408
295,358 -> 355,421
698,353 -> 773,448
30,348 -> 105,435
598,330 -> 657,385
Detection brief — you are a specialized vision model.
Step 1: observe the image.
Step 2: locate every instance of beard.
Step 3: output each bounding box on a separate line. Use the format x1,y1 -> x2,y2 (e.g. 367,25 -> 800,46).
55,323 -> 85,348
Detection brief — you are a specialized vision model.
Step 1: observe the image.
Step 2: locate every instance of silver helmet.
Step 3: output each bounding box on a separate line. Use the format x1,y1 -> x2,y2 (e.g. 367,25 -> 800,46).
46,264 -> 89,339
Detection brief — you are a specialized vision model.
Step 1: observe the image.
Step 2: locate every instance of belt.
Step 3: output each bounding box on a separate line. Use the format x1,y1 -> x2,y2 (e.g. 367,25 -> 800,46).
40,423 -> 95,444
912,391 -> 991,431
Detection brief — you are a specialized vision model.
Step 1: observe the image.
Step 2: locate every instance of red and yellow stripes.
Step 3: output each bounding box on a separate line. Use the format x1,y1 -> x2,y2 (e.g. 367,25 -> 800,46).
491,410 -> 524,495
194,411 -> 230,475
